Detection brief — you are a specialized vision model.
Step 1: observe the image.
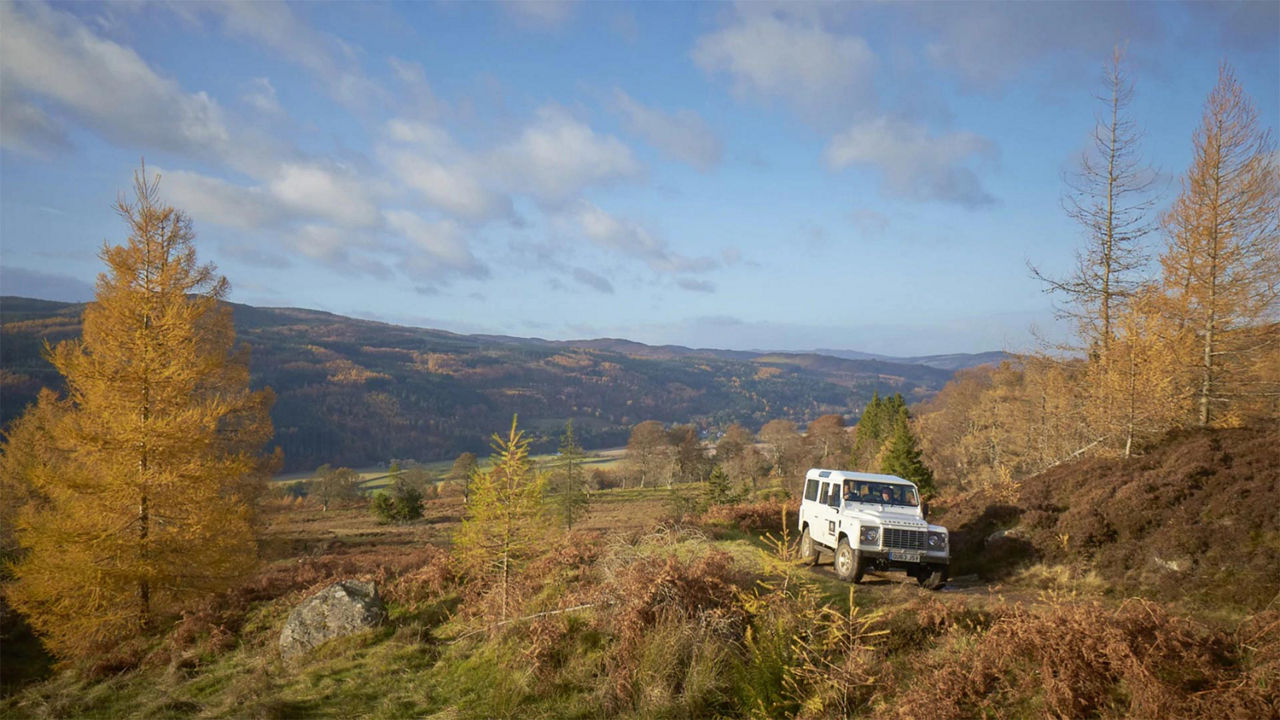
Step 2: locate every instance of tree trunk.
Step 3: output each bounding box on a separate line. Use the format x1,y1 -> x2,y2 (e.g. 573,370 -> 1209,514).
138,490 -> 150,630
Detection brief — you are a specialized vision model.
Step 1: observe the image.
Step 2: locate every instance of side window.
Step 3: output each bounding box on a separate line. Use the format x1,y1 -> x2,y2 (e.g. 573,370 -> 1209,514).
804,478 -> 820,502
818,482 -> 830,505
827,484 -> 841,507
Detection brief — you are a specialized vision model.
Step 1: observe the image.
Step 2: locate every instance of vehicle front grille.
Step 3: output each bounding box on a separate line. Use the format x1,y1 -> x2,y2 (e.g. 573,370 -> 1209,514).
883,528 -> 926,551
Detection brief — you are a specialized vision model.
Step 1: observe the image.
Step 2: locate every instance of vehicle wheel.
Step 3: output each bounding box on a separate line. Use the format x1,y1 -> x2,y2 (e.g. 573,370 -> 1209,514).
799,525 -> 819,566
918,564 -> 948,591
834,538 -> 864,583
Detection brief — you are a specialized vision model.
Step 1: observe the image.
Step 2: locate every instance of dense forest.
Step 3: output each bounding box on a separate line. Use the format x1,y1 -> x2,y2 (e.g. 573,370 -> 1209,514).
1,297 -> 978,471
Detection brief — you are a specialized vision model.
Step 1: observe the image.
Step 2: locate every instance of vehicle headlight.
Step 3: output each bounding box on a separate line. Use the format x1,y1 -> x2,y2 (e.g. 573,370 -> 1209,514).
928,531 -> 948,549
860,527 -> 879,544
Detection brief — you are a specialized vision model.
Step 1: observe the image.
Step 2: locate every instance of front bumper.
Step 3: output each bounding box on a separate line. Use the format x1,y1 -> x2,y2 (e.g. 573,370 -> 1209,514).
857,547 -> 950,566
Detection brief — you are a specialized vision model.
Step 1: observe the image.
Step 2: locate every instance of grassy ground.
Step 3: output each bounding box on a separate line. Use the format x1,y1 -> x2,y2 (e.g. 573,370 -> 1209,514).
3,480 -> 1276,719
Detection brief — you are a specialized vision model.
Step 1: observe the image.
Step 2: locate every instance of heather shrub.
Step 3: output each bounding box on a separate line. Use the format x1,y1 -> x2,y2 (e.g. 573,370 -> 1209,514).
886,599 -> 1275,720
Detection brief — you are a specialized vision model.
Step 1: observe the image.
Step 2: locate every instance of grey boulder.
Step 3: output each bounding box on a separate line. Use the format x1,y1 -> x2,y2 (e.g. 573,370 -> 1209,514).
279,579 -> 386,658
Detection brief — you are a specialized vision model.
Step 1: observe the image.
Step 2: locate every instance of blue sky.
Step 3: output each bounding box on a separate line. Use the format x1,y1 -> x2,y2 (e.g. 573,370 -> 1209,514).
1,1 -> 1276,356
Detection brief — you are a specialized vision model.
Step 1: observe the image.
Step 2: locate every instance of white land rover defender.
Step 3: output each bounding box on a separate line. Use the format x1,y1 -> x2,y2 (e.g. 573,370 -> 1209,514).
797,469 -> 949,589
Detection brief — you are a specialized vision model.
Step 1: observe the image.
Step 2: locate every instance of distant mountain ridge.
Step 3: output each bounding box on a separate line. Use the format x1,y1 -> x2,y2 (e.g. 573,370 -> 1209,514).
1,297 -> 1001,470
813,348 -> 1011,371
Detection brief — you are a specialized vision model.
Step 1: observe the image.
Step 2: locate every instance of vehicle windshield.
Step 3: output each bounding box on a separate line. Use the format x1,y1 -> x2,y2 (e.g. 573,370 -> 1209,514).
843,480 -> 918,508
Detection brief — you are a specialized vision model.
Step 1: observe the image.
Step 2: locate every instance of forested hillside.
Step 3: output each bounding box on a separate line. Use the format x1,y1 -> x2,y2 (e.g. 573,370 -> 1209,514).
1,297 -> 968,471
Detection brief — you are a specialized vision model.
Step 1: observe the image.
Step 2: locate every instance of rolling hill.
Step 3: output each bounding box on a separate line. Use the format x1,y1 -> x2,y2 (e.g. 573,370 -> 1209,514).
1,297 -> 999,471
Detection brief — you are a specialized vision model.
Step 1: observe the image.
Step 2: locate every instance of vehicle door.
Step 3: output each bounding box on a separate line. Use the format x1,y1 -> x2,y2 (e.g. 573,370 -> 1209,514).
816,480 -> 841,546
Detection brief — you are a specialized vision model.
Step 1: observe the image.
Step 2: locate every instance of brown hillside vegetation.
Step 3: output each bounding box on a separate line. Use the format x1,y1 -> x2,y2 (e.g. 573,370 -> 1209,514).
940,425 -> 1280,611
6,490 -> 1277,719
888,599 -> 1279,720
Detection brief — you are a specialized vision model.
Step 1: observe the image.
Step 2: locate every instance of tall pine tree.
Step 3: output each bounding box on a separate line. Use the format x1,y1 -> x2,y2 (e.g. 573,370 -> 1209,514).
6,168 -> 276,658
880,408 -> 936,496
851,392 -> 906,469
551,420 -> 589,529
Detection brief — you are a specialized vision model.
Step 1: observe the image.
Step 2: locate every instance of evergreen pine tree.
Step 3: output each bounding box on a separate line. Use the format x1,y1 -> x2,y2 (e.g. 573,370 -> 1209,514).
880,408 -> 936,496
852,392 -> 901,469
551,420 -> 589,529
705,465 -> 735,505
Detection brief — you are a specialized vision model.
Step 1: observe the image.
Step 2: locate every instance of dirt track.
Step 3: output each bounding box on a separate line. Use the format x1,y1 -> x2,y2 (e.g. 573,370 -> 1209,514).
805,555 -> 1015,601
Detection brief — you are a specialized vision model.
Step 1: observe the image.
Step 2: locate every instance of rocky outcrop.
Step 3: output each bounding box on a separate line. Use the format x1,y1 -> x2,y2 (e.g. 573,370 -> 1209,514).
279,580 -> 386,658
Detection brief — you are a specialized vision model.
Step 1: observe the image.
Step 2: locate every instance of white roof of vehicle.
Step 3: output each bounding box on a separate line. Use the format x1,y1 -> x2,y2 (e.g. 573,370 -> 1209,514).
804,468 -> 914,485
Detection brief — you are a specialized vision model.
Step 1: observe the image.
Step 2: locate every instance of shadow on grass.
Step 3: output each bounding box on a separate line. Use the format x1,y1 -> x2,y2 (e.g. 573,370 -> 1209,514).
0,599 -> 53,698
947,503 -> 1036,579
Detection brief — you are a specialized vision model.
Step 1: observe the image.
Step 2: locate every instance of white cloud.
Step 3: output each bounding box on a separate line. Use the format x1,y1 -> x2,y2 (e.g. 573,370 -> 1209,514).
243,77 -> 284,118
164,165 -> 382,235
389,155 -> 512,223
291,223 -> 366,261
387,58 -> 446,117
0,84 -> 69,155
492,106 -> 641,205
384,211 -> 488,279
911,3 -> 1163,93
197,1 -> 384,109
381,108 -> 639,219
381,119 -> 515,223
163,166 -> 489,285
692,11 -> 876,120
613,90 -> 722,171
269,162 -> 383,229
826,117 -> 996,207
161,169 -> 281,231
385,119 -> 458,154
0,2 -> 232,160
568,202 -> 715,275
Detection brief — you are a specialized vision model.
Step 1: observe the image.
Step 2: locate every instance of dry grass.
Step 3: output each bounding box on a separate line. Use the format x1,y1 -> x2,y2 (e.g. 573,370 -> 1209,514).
7,459 -> 1279,720
698,499 -> 798,535
935,426 -> 1280,614
883,598 -> 1277,720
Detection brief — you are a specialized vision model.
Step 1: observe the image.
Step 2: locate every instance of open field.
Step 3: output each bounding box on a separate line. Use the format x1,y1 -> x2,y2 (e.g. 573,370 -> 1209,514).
272,449 -> 628,492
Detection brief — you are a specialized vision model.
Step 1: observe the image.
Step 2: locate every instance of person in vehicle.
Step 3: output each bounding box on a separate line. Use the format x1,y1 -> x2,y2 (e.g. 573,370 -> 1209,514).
879,486 -> 893,503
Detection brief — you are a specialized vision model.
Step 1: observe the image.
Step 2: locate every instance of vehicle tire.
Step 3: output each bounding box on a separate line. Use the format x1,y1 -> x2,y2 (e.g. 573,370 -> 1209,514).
918,564 -> 948,591
799,525 -> 819,566
834,538 -> 864,583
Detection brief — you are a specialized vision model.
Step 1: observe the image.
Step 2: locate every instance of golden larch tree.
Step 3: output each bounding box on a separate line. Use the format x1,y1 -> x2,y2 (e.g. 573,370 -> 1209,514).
1085,288 -> 1190,456
1035,46 -> 1156,354
453,415 -> 550,620
5,168 -> 276,658
1160,63 -> 1280,427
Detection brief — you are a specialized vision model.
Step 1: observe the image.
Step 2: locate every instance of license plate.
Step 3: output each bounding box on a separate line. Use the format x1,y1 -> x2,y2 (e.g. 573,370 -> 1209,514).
889,551 -> 922,563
